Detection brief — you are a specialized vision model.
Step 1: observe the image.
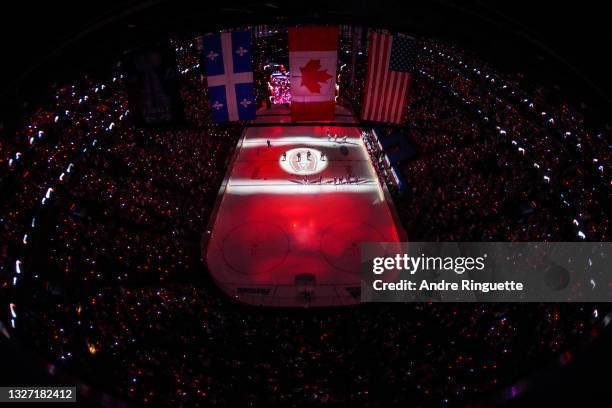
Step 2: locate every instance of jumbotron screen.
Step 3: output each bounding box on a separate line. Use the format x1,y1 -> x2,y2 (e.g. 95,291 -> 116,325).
0,2 -> 610,407
269,69 -> 291,104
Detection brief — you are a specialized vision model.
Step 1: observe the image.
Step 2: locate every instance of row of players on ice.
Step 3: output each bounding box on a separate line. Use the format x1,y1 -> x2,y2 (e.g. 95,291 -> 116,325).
326,129 -> 350,144
297,174 -> 362,185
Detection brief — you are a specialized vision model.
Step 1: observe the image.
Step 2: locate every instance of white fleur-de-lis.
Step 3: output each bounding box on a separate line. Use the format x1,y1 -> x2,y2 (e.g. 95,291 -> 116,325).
207,50 -> 219,61
235,46 -> 248,57
240,98 -> 252,108
212,101 -> 224,110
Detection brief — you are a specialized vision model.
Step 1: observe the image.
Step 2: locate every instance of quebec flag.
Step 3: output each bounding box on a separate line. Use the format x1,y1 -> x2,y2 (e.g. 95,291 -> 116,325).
202,31 -> 256,122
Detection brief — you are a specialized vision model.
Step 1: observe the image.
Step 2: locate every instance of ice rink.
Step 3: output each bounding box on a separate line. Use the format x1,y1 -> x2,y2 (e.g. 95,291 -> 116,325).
205,106 -> 403,306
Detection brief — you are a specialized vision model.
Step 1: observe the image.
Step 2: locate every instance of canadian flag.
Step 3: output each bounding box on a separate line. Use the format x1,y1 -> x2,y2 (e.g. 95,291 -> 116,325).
289,27 -> 339,122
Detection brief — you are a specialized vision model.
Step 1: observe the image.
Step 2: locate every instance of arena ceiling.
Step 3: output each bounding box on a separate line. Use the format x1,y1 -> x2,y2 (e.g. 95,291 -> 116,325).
1,0 -> 610,125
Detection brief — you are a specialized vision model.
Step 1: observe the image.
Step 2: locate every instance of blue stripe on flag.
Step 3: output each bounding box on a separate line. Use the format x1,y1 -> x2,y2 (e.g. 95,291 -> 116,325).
202,34 -> 224,76
208,85 -> 229,122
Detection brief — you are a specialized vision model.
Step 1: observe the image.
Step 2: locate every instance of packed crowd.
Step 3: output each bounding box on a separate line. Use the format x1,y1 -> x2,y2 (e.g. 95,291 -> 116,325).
23,286 -> 604,406
343,35 -> 610,242
0,29 -> 610,407
0,76 -> 130,297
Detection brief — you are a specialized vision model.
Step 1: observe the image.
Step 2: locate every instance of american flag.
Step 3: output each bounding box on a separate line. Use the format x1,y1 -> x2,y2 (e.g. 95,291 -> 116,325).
361,32 -> 416,124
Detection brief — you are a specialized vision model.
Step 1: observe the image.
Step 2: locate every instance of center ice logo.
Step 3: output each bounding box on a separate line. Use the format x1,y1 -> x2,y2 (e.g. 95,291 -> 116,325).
279,148 -> 328,176
289,150 -> 317,173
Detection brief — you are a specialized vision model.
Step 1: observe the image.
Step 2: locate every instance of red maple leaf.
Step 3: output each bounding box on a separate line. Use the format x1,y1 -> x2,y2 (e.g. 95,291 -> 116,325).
300,59 -> 332,94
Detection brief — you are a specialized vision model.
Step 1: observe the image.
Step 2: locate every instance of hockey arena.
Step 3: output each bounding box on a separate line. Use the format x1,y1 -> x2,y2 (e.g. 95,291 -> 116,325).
2,5 -> 612,406
205,105 -> 405,306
